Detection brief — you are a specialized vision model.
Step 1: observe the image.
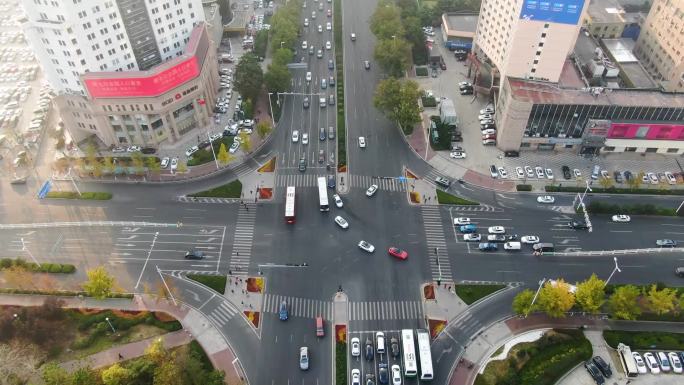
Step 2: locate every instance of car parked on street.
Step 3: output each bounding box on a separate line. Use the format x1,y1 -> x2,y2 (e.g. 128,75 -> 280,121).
583,361 -> 605,385
643,352 -> 660,373
463,233 -> 481,242
488,226 -> 505,234
478,243 -> 498,251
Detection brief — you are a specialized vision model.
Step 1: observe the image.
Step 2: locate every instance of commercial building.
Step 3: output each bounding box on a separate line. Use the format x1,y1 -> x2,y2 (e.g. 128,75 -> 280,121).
583,0 -> 643,40
20,0 -> 206,96
54,23 -> 218,147
440,12 -> 478,47
633,0 -> 684,92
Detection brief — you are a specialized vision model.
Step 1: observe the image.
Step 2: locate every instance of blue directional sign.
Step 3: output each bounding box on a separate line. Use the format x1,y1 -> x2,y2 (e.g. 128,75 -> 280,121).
396,176 -> 407,182
37,180 -> 52,199
519,0 -> 586,25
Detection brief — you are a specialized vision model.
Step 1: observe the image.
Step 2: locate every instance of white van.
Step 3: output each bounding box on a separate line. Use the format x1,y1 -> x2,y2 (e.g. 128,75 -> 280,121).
319,97 -> 327,108
591,165 -> 600,180
504,242 -> 521,250
306,72 -> 312,82
376,332 -> 385,354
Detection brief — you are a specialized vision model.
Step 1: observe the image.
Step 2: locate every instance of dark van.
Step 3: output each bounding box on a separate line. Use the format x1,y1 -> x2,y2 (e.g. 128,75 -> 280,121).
532,243 -> 555,252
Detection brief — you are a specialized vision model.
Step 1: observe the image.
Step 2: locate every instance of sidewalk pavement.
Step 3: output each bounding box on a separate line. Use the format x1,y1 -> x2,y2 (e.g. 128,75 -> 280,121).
60,329 -> 192,372
0,294 -> 245,385
223,275 -> 264,331
421,283 -> 469,322
407,176 -> 440,205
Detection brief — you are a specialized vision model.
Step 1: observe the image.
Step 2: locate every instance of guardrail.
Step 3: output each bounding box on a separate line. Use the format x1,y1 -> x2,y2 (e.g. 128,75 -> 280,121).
547,247 -> 684,257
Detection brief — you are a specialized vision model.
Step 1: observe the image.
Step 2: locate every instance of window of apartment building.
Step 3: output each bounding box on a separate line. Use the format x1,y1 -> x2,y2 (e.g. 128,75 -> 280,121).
78,11 -> 87,18
624,147 -> 637,152
645,148 -> 658,153
667,148 -> 679,153
80,59 -> 86,65
83,22 -> 91,29
92,5 -> 100,12
603,146 -> 615,151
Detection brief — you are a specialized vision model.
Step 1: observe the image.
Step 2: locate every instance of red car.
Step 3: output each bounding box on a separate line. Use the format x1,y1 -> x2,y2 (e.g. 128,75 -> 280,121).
388,247 -> 408,260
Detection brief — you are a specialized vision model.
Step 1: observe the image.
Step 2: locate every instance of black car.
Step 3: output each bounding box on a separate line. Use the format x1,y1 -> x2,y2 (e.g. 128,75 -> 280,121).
184,250 -> 205,260
481,123 -> 496,130
298,156 -> 307,172
613,170 -> 623,183
198,140 -> 211,149
327,174 -> 336,189
141,147 -> 156,154
390,337 -> 399,357
364,339 -> 374,361
568,220 -> 589,230
562,165 -> 571,180
592,356 -> 612,378
378,363 -> 388,384
504,150 -> 519,157
460,88 -> 473,95
505,234 -> 519,241
583,361 -> 605,385
623,170 -> 633,181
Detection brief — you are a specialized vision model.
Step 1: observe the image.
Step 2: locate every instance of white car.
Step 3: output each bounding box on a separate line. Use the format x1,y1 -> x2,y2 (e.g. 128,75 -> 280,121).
601,170 -> 610,179
299,346 -> 309,370
127,145 -> 142,152
537,195 -> 554,204
453,217 -> 471,225
657,351 -> 671,372
306,71 -> 312,82
573,169 -> 582,178
632,352 -> 648,374
391,364 -> 402,385
302,133 -> 309,144
498,167 -> 508,179
334,216 -> 349,229
358,240 -> 375,253
644,352 -> 660,374
520,235 -> 539,244
525,166 -> 535,178
488,226 -> 505,234
325,41 -> 331,50
463,233 -> 481,242
480,107 -> 494,115
304,18 -> 309,27
450,151 -> 466,159
318,24 -> 323,32
326,22 -> 331,31
481,128 -> 497,135
515,167 -> 525,179
669,352 -> 682,373
358,136 -> 366,148
366,184 -> 378,197
666,172 -> 677,184
229,141 -> 240,153
351,337 -> 360,356
612,215 -> 631,223
333,194 -> 343,208
535,166 -> 545,179
292,130 -> 300,142
160,157 -> 170,168
170,157 -> 178,171
545,168 -> 554,179
185,145 -> 199,157
351,369 -> 361,385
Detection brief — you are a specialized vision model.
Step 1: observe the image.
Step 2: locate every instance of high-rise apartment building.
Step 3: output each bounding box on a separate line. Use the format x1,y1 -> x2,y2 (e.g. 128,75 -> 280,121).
20,0 -> 205,95
634,0 -> 684,92
474,0 -> 589,84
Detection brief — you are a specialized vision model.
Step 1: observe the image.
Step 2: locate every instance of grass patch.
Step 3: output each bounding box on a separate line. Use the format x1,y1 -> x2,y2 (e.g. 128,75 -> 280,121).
188,180 -> 242,198
334,0 -> 346,168
516,184 -> 532,191
187,274 -> 226,294
455,284 -> 506,305
187,137 -> 236,166
421,95 -> 437,107
416,66 -> 429,77
46,191 -> 112,200
336,342 -> 347,385
436,189 -> 479,205
0,257 -> 76,274
585,201 -> 677,216
604,330 -> 684,350
545,185 -> 684,195
257,157 -> 276,172
475,329 -> 591,385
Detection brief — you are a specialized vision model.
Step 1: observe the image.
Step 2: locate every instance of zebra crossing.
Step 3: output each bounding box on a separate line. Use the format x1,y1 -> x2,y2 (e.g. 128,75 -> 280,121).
349,300 -> 423,321
450,204 -> 503,212
421,206 -> 453,282
229,202 -> 257,276
176,196 -> 240,204
274,173 -> 407,192
206,299 -> 240,328
263,294 -> 333,320
549,205 -> 576,214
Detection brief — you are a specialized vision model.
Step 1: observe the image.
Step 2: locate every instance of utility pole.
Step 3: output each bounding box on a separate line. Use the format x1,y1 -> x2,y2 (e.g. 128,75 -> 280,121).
526,278 -> 546,318
156,265 -> 178,306
20,238 -> 40,265
604,257 -> 621,287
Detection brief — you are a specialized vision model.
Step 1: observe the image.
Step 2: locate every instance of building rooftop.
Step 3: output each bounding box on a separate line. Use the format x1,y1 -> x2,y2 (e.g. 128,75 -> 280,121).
602,39 -> 637,63
587,0 -> 628,24
443,12 -> 479,34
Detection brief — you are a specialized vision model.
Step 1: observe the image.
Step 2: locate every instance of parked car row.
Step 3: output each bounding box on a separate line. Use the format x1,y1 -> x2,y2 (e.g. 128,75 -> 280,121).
631,351 -> 683,375
490,163 -> 683,185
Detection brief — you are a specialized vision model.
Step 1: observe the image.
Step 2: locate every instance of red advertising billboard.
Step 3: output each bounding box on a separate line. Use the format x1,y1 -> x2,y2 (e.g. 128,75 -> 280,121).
84,57 -> 200,98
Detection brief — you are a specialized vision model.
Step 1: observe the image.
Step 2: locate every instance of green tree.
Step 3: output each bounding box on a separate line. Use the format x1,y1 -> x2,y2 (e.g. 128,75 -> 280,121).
512,289 -> 536,316
146,156 -> 161,174
370,1 -> 404,40
85,143 -> 103,177
81,266 -> 116,299
102,156 -> 115,175
265,63 -> 292,94
272,47 -> 294,67
154,359 -> 183,385
374,37 -> 412,77
234,53 -> 264,103
373,78 -> 422,133
608,285 -> 642,320
537,279 -> 575,318
598,175 -> 614,189
177,161 -> 188,174
645,284 -> 677,315
101,363 -> 133,385
575,274 -> 606,314
253,30 -> 269,58
145,338 -> 169,365
42,362 -> 71,385
630,171 -> 645,190
239,131 -> 252,152
217,143 -> 233,166
130,151 -> 145,175
242,98 -> 254,119
72,366 -> 102,385
256,121 -> 272,139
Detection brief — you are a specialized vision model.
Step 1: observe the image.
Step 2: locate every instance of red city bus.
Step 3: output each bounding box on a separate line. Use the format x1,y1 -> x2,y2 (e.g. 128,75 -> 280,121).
285,186 -> 296,224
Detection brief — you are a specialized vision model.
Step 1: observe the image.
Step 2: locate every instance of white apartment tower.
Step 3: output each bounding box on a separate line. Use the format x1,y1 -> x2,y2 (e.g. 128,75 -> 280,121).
474,0 -> 589,84
20,0 -> 205,95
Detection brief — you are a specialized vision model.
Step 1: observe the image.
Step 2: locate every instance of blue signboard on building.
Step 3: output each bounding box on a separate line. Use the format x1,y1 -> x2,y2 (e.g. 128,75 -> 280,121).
519,0 -> 585,25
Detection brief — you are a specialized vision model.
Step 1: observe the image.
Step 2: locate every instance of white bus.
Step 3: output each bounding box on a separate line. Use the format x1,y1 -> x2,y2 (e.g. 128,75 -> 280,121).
285,186 -> 296,224
617,343 -> 638,378
401,329 -> 418,377
416,329 -> 434,380
317,177 -> 329,212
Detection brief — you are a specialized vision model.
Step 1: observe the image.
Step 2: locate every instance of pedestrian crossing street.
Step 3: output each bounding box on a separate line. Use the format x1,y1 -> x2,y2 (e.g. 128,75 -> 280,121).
229,202 -> 257,276
421,206 -> 454,283
206,299 -> 240,328
263,294 -> 333,320
275,173 -> 407,192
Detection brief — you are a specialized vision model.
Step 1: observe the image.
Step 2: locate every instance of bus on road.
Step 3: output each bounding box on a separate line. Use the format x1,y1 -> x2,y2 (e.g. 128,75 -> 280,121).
416,329 -> 434,380
401,329 -> 418,377
285,186 -> 296,224
317,177 -> 329,212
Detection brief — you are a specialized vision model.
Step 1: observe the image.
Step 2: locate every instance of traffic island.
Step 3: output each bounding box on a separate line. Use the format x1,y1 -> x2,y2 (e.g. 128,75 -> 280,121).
244,311 -> 260,328
335,324 -> 347,385
428,319 -> 446,339
435,189 -> 479,205
246,277 -> 264,293
454,284 -> 506,305
257,157 -> 276,173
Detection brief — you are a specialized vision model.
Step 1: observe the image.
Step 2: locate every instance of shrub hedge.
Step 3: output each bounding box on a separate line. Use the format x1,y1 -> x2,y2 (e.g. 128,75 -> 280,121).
0,288 -> 133,298
0,257 -> 76,274
415,67 -> 429,76
604,330 -> 684,350
421,96 -> 437,107
516,184 -> 532,191
46,191 -> 112,200
334,0 -> 346,168
336,342 -> 347,385
585,201 -> 676,216
545,185 -> 684,195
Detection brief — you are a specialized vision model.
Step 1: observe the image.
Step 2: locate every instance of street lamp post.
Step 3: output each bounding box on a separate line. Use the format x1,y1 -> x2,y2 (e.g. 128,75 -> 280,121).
134,232 -> 159,290
105,317 -> 116,333
267,92 -> 277,128
20,238 -> 40,265
604,257 -> 622,287
206,131 -> 219,170
156,265 -> 178,306
526,278 -> 546,318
